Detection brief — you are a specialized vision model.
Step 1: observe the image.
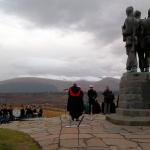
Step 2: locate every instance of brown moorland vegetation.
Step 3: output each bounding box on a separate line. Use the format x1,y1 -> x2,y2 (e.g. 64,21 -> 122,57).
43,107 -> 65,118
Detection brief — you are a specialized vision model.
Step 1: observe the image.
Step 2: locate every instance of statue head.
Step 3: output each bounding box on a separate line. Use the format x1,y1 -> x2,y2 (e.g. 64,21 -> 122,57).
126,6 -> 134,17
148,8 -> 150,17
134,10 -> 141,19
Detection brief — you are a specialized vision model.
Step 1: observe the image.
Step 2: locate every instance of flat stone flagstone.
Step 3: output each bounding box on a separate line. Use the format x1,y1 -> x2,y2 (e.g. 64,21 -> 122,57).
0,114 -> 150,150
102,138 -> 138,149
93,133 -> 124,139
86,138 -> 107,147
60,139 -> 86,148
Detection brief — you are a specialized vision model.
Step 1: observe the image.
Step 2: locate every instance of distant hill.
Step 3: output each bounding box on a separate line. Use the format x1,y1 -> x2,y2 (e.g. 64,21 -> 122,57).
94,77 -> 120,91
0,78 -> 58,93
0,77 -> 120,93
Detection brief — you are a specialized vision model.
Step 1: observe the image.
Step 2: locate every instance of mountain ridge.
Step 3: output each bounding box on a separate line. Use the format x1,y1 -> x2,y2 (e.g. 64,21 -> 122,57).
0,77 -> 120,93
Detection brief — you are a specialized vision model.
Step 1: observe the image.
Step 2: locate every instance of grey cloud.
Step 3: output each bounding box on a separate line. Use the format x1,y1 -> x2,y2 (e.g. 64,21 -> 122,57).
1,0 -> 150,44
10,55 -> 123,78
0,0 -> 150,80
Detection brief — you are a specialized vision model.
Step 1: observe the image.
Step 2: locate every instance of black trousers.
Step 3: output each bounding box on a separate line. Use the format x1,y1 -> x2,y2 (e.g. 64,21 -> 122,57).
89,100 -> 95,114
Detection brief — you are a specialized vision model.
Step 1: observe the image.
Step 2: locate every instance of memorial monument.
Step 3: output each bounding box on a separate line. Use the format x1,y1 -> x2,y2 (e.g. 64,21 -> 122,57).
106,6 -> 150,125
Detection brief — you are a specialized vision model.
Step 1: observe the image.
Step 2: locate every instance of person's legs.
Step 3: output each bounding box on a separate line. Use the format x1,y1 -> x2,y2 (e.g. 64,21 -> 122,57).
89,102 -> 92,114
108,103 -> 111,114
74,112 -> 79,121
104,103 -> 108,114
69,111 -> 75,121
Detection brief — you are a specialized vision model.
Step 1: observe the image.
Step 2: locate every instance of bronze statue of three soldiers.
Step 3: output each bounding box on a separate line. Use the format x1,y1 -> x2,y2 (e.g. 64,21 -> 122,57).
122,6 -> 150,72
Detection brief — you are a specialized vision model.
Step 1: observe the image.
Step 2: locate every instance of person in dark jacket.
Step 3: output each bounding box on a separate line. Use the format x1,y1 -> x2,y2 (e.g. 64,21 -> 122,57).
38,107 -> 43,117
0,107 -> 3,124
87,85 -> 97,114
8,105 -> 13,121
20,105 -> 25,119
67,83 -> 84,121
103,86 -> 114,114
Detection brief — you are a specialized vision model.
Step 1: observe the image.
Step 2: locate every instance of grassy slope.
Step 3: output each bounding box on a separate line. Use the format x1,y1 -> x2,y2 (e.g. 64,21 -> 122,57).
43,107 -> 65,118
0,128 -> 41,150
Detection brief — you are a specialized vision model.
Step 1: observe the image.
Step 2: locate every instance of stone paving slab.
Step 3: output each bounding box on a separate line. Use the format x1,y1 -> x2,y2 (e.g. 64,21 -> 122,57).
102,138 -> 138,149
60,133 -> 93,139
0,114 -> 150,150
124,134 -> 150,139
86,138 -> 107,147
139,143 -> 150,150
131,139 -> 150,143
93,133 -> 124,139
60,139 -> 86,148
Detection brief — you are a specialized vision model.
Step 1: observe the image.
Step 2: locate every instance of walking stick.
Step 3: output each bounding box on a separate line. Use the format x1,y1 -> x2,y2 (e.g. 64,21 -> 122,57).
58,115 -> 63,148
64,89 -> 68,119
77,116 -> 84,146
90,105 -> 93,120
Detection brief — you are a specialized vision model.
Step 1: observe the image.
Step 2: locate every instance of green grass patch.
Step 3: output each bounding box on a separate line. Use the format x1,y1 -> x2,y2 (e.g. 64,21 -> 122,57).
0,128 -> 41,150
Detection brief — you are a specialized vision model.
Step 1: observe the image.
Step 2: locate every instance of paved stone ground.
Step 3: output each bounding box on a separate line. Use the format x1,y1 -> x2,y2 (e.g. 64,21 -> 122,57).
1,114 -> 150,150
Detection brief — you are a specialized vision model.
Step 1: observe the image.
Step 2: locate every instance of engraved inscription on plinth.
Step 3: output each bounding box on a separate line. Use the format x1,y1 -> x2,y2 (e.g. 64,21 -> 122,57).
119,72 -> 150,109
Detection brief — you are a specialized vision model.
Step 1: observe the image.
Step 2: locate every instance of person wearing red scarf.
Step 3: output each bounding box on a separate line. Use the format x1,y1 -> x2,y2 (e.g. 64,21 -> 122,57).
67,83 -> 84,121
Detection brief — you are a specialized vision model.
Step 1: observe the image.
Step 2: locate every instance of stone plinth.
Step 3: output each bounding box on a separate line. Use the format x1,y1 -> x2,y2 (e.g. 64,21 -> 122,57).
106,72 -> 150,126
119,72 -> 150,109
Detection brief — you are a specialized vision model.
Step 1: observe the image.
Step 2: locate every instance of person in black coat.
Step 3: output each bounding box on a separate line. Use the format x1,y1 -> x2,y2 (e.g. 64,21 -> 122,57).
38,107 -> 43,117
20,105 -> 25,119
103,86 -> 114,114
67,83 -> 84,121
87,85 -> 97,114
0,107 -> 3,124
8,105 -> 13,121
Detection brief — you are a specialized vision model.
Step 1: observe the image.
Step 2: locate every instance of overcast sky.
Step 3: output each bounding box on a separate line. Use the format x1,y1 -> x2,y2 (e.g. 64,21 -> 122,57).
0,0 -> 149,81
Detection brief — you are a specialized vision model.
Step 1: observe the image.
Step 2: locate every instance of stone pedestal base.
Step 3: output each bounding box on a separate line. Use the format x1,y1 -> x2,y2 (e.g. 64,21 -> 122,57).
106,108 -> 150,126
106,72 -> 150,126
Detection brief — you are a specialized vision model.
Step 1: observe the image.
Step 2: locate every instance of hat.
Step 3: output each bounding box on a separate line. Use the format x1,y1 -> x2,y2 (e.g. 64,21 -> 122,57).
89,85 -> 93,88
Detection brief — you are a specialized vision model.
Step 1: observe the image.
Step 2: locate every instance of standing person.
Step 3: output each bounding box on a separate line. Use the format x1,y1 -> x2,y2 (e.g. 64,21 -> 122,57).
116,95 -> 120,108
8,105 -> 13,121
122,6 -> 139,72
67,83 -> 84,121
0,106 -> 3,124
103,86 -> 114,114
87,85 -> 97,114
20,105 -> 25,119
109,91 -> 115,113
38,107 -> 43,117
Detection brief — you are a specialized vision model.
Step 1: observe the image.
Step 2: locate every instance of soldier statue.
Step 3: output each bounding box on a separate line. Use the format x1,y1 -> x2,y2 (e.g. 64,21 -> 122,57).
122,6 -> 138,72
134,10 -> 145,72
141,9 -> 150,72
